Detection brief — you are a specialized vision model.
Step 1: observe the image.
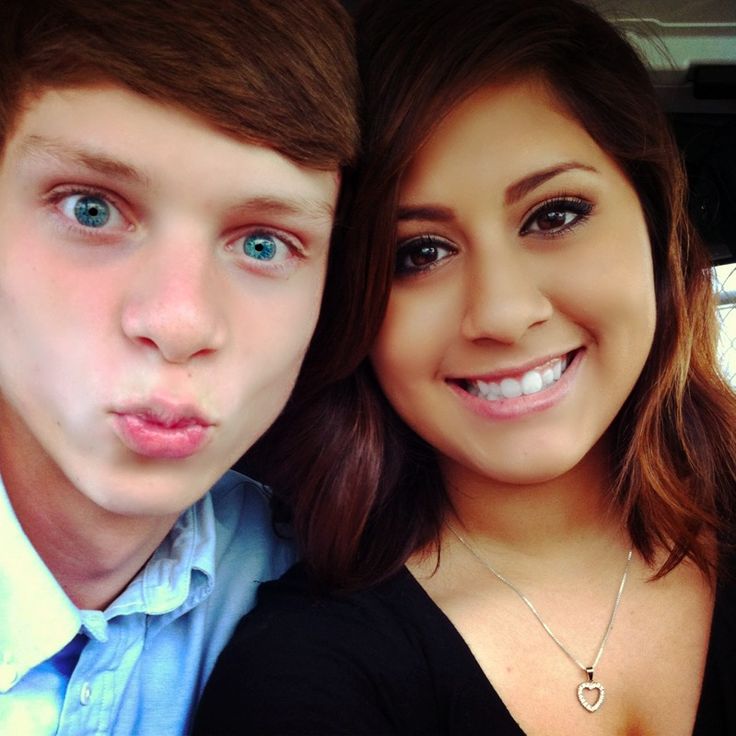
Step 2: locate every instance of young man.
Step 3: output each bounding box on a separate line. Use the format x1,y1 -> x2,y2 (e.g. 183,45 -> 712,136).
0,1 -> 358,733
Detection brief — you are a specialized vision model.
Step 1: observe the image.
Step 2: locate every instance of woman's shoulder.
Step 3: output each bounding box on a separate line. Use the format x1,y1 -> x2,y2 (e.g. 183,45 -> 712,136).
194,564 -> 445,734
227,562 -> 436,664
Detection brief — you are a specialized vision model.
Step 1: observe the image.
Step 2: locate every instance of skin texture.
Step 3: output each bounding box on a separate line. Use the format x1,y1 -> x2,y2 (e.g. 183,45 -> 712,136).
372,78 -> 657,494
0,84 -> 338,607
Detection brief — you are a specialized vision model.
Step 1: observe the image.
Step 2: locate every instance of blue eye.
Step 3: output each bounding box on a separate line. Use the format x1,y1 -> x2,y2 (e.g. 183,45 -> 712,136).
73,195 -> 111,228
243,233 -> 279,261
230,229 -> 301,276
243,235 -> 276,261
57,191 -> 126,234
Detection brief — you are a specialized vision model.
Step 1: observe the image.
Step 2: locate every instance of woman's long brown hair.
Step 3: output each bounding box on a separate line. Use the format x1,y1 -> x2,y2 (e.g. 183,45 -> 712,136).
244,0 -> 736,590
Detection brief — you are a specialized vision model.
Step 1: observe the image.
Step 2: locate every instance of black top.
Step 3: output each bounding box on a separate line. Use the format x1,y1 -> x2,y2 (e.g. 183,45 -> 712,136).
194,563 -> 736,735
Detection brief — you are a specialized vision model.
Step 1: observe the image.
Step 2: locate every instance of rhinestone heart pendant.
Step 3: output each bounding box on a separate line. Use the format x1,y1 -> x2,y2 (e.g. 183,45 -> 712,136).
577,680 -> 605,712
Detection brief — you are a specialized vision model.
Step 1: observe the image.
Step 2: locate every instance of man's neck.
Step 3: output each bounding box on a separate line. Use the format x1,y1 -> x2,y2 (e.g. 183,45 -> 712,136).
1,447 -> 178,611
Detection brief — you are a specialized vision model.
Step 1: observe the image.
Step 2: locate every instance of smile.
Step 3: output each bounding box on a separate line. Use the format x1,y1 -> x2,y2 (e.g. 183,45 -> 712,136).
461,354 -> 570,401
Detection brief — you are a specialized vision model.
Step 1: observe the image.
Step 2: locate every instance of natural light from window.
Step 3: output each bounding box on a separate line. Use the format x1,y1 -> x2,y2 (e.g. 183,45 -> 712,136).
714,263 -> 736,385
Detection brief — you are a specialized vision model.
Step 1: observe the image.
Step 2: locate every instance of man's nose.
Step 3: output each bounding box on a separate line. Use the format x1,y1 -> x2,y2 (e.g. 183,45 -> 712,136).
121,236 -> 227,363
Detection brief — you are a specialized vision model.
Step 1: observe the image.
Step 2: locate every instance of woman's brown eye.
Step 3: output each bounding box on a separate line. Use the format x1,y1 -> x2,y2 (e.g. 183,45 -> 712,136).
395,237 -> 455,276
410,245 -> 439,266
537,210 -> 568,230
521,197 -> 593,235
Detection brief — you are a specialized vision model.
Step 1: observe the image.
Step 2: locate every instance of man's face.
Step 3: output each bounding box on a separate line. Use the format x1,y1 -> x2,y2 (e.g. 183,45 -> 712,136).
0,84 -> 338,517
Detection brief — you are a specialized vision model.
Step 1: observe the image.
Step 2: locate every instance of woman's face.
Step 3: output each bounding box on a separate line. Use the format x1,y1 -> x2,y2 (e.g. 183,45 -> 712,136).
370,78 -> 656,487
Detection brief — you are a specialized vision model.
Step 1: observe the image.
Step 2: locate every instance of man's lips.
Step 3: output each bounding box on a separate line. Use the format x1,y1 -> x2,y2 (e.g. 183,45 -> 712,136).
111,401 -> 214,459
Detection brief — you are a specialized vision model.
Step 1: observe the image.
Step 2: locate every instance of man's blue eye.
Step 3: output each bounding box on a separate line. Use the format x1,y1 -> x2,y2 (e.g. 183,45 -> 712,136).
74,195 -> 111,228
243,234 -> 277,261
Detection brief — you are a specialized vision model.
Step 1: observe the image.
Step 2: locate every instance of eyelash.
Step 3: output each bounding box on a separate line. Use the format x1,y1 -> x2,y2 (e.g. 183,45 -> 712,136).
226,227 -> 305,277
394,234 -> 457,277
46,187 -> 304,276
519,195 -> 593,237
394,195 -> 594,277
47,185 -> 131,240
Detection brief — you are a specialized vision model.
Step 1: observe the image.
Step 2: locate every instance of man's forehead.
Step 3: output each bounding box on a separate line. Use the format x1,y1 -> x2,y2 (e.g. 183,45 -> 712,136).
12,83 -> 339,185
16,133 -> 337,221
6,85 -> 339,221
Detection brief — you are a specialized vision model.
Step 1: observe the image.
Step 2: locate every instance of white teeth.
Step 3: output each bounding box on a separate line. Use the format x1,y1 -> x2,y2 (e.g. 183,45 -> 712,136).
478,380 -> 502,399
467,354 -> 570,402
500,378 -> 522,398
521,369 -> 543,395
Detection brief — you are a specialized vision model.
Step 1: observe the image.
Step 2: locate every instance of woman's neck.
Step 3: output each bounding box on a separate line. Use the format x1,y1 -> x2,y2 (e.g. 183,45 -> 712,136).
441,441 -> 626,560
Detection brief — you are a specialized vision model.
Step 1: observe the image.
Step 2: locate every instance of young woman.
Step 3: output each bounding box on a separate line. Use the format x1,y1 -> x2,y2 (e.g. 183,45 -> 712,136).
195,0 -> 736,733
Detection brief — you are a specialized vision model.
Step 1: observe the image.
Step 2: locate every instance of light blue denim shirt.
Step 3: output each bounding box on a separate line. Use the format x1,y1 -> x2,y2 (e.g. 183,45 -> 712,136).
0,470 -> 295,735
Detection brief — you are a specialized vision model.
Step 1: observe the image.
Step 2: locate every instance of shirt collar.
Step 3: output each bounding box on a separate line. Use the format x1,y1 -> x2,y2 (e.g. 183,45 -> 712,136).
0,475 -> 218,689
0,475 -> 81,690
105,491 -> 217,621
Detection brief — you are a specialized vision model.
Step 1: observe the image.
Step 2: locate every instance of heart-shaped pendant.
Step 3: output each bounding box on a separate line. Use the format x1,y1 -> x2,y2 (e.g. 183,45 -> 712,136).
577,680 -> 605,712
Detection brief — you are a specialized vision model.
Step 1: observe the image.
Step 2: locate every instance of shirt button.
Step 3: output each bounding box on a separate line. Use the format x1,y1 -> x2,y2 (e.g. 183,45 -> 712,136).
0,655 -> 18,692
80,682 -> 92,705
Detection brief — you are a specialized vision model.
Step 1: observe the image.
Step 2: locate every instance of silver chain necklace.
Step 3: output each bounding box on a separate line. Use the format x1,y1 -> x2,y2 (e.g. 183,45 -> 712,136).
448,524 -> 633,713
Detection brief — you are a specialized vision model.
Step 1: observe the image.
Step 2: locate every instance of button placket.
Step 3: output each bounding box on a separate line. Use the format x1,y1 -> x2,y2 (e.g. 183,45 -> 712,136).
79,681 -> 92,705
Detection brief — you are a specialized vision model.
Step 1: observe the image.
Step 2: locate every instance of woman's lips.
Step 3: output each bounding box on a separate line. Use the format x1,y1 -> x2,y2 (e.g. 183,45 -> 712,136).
448,349 -> 582,420
462,354 -> 569,400
111,408 -> 213,459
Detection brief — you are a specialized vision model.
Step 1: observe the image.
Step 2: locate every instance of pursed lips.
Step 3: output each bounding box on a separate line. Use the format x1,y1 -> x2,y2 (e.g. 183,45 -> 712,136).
110,399 -> 215,459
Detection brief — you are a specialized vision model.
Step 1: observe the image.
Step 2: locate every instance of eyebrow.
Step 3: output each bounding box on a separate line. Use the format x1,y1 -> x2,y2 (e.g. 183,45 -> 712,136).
397,204 -> 455,223
20,134 -> 336,223
504,161 -> 598,205
397,161 -> 599,224
20,134 -> 150,185
225,195 -> 335,223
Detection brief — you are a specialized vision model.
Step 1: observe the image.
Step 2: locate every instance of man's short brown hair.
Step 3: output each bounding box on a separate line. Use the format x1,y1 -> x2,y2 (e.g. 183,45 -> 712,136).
0,0 -> 358,169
